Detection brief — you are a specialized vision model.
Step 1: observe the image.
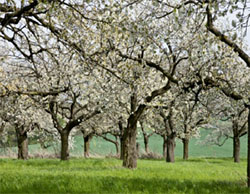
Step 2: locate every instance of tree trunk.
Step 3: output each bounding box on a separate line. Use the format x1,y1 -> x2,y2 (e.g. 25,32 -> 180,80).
16,129 -> 28,160
163,135 -> 167,158
113,135 -> 120,156
140,121 -> 149,153
84,134 -> 93,158
233,136 -> 240,163
115,141 -> 119,156
60,131 -> 69,160
119,119 -> 124,160
120,137 -> 124,160
166,135 -> 175,163
144,136 -> 149,153
182,138 -> 189,160
247,107 -> 250,187
122,117 -> 137,168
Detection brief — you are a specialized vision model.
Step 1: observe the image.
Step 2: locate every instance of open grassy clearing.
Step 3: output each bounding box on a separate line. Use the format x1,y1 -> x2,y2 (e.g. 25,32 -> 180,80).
0,158 -> 248,194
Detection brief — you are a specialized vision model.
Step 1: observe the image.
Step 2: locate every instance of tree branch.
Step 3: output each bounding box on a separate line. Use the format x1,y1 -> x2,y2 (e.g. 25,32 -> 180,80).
206,5 -> 250,68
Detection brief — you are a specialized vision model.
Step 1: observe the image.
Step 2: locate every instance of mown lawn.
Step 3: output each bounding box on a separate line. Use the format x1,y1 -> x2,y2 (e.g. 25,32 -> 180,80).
0,158 -> 248,194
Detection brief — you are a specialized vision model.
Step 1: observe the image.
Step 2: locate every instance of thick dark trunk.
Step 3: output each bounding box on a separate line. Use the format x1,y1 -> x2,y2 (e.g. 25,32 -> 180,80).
60,131 -> 69,160
233,136 -> 240,163
84,134 -> 93,158
119,120 -> 124,160
144,136 -> 149,153
16,129 -> 28,160
247,108 -> 250,187
122,118 -> 137,168
120,137 -> 124,160
166,135 -> 175,163
182,138 -> 189,160
163,135 -> 167,158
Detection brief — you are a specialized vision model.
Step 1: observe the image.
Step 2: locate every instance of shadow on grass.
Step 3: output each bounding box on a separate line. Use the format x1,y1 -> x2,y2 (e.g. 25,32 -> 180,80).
184,157 -> 246,164
0,158 -> 123,172
139,157 -> 246,164
1,174 -> 248,194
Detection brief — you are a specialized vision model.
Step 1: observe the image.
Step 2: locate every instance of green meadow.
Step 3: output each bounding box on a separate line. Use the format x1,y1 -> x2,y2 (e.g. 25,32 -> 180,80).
0,129 -> 249,193
0,158 -> 248,194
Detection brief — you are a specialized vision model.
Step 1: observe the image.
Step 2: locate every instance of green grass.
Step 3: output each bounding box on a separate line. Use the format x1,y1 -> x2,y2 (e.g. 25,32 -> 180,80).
0,158 -> 248,193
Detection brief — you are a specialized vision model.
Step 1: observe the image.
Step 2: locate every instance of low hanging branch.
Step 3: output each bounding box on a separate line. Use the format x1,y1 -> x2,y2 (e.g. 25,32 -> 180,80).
0,1 -> 39,27
206,6 -> 250,68
15,87 -> 69,97
97,134 -> 119,146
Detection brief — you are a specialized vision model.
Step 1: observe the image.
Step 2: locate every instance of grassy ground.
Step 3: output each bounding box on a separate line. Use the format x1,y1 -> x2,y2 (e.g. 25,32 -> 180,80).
0,158 -> 248,194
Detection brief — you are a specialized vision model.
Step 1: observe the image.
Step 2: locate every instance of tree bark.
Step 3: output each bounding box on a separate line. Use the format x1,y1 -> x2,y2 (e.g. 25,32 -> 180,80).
206,6 -> 250,68
122,117 -> 137,168
182,138 -> 189,160
247,107 -> 250,187
140,121 -> 150,153
163,135 -> 167,158
233,136 -> 240,163
115,141 -> 119,156
60,131 -> 69,160
16,128 -> 28,160
144,136 -> 149,153
166,135 -> 175,163
113,135 -> 120,156
84,134 -> 93,158
120,136 -> 124,159
119,120 -> 124,160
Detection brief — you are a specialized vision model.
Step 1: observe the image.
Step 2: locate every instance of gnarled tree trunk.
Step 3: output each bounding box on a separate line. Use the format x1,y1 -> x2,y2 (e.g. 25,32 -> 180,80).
182,138 -> 189,160
166,134 -> 175,163
84,133 -> 93,158
122,117 -> 137,168
60,130 -> 70,160
247,107 -> 250,187
233,136 -> 240,163
16,128 -> 28,160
